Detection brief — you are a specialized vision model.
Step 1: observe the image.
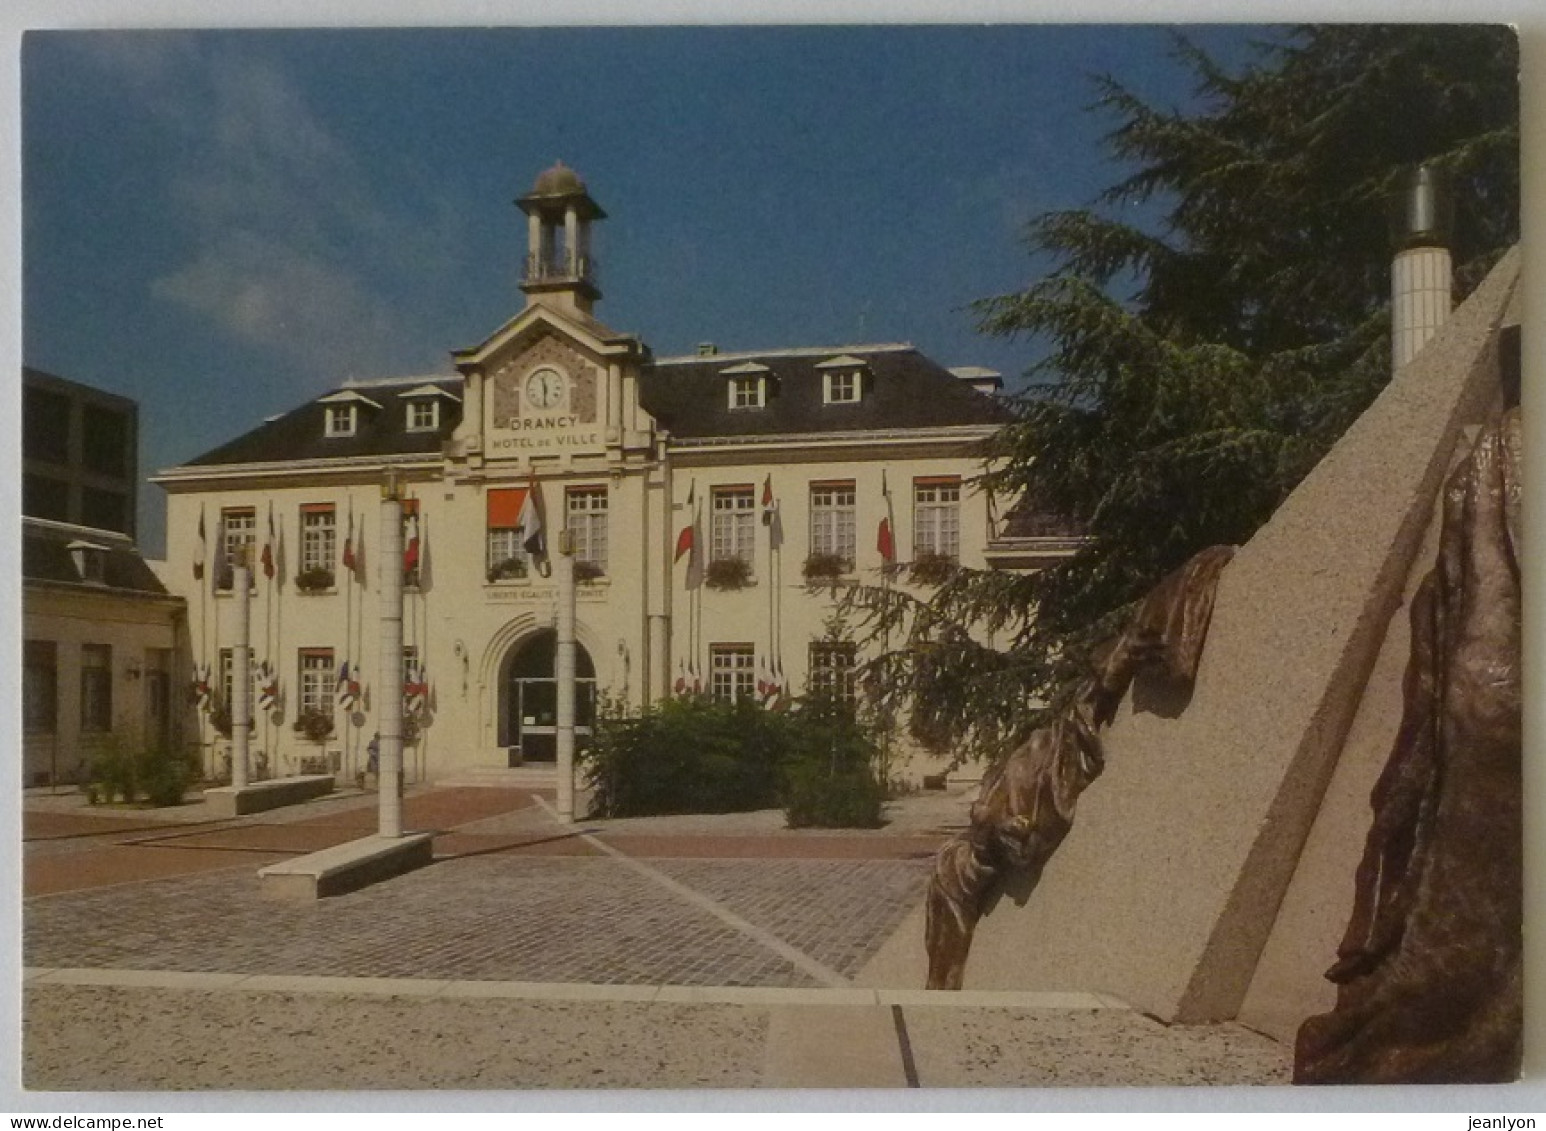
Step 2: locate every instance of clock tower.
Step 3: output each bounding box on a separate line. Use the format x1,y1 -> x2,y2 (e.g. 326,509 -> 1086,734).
517,160 -> 605,317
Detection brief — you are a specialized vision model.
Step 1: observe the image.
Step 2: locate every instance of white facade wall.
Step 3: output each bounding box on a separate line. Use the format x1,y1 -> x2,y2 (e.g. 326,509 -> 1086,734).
156,299 -> 1002,783
23,583 -> 184,786
162,438 -> 992,782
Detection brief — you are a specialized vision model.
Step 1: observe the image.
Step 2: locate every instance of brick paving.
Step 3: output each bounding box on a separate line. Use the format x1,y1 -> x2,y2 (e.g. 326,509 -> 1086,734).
25,827 -> 932,988
651,858 -> 929,978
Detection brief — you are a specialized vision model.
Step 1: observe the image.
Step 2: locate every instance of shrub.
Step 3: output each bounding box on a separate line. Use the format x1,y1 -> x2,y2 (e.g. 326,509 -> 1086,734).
582,688 -> 888,828
574,560 -> 605,583
86,741 -> 193,806
137,746 -> 194,807
582,695 -> 788,817
783,762 -> 884,828
87,738 -> 137,805
781,690 -> 885,829
705,557 -> 753,591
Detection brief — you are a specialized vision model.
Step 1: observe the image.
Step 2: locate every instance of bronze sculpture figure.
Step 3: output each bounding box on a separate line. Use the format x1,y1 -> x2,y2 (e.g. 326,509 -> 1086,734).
1295,407 -> 1522,1084
925,543 -> 1236,991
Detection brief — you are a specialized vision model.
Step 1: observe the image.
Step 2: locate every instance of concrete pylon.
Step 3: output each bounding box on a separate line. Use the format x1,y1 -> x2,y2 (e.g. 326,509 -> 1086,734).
875,248 -> 1521,1023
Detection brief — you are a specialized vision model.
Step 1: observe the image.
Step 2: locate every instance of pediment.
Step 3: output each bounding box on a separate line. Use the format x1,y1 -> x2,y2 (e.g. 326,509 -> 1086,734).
452,301 -> 639,372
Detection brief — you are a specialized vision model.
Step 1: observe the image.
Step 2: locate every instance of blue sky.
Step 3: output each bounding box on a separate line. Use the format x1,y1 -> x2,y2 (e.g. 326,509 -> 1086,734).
22,25 -> 1277,554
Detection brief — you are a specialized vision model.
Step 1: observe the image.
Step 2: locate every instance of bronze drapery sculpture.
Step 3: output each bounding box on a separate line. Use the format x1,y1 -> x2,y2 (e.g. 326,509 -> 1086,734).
924,544 -> 1236,991
1296,407 -> 1522,1084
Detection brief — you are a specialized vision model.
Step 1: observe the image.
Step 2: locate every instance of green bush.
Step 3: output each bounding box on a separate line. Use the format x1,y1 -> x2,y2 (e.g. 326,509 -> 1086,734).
581,689 -> 888,828
86,740 -> 192,807
783,762 -> 884,828
137,746 -> 193,807
87,739 -> 137,804
583,695 -> 789,817
781,690 -> 885,829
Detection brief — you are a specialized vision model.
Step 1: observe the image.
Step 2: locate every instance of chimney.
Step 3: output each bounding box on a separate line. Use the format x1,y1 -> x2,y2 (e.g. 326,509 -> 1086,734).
697,342 -> 718,357
1389,163 -> 1455,371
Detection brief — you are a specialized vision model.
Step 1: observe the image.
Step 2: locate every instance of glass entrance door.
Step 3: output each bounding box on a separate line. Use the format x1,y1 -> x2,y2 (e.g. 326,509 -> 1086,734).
500,631 -> 596,765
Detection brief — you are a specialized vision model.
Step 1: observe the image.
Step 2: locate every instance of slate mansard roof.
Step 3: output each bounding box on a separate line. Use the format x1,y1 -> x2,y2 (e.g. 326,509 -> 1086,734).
639,343 -> 1006,441
184,377 -> 465,467
176,345 -> 1003,469
23,520 -> 171,596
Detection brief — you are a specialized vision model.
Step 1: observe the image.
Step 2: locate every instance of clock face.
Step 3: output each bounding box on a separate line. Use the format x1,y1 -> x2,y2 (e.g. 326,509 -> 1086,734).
525,368 -> 565,411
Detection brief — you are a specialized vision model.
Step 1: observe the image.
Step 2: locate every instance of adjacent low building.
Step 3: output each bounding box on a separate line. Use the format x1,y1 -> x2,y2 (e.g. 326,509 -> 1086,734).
151,164 -> 1056,783
22,369 -> 186,787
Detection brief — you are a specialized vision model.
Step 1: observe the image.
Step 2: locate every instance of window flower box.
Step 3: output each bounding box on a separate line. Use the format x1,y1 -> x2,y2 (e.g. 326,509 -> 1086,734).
705,557 -> 753,591
487,558 -> 528,583
292,707 -> 335,742
801,552 -> 850,584
294,567 -> 336,594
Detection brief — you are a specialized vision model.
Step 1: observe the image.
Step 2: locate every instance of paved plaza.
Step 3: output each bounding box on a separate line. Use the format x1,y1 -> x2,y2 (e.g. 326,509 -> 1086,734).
20,783 -> 1294,1092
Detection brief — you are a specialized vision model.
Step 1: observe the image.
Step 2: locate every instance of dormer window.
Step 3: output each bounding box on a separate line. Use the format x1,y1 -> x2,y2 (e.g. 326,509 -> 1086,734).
68,540 -> 108,584
730,376 -> 764,409
824,370 -> 861,404
817,355 -> 868,405
406,400 -> 439,432
396,383 -> 459,434
720,361 -> 771,411
318,390 -> 383,439
325,404 -> 357,437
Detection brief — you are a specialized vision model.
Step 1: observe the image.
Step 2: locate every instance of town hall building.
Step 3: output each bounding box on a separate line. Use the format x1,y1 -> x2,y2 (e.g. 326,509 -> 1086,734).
152,164 -> 1070,784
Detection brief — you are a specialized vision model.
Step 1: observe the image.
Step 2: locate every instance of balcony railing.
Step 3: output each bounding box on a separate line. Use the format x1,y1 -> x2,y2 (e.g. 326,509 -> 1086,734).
523,252 -> 600,288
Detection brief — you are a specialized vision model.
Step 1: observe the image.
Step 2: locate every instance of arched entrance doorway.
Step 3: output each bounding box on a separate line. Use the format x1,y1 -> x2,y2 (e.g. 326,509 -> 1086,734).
498,630 -> 597,766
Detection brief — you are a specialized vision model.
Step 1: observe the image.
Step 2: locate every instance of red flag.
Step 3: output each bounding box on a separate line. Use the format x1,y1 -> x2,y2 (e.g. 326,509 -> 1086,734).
761,474 -> 775,525
193,508 -> 207,580
877,470 -> 896,564
675,480 -> 696,560
877,517 -> 896,563
261,504 -> 276,579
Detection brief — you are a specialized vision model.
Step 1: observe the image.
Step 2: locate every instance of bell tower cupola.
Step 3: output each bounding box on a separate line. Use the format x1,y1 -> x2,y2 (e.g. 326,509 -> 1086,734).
518,161 -> 606,315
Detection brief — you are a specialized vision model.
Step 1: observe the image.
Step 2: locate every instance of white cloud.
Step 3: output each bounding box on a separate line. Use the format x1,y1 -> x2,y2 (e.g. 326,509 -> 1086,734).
85,36 -> 458,384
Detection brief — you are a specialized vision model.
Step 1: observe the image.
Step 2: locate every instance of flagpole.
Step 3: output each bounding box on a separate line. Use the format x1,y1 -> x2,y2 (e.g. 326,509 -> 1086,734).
231,549 -> 252,792
378,473 -> 405,838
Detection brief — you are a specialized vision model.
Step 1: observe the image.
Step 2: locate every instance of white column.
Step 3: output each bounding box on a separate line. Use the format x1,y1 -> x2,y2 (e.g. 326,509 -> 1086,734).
378,479 -> 405,838
606,363 -> 622,433
527,212 -> 543,276
1392,246 -> 1453,370
555,534 -> 577,822
564,206 -> 579,275
231,559 -> 251,790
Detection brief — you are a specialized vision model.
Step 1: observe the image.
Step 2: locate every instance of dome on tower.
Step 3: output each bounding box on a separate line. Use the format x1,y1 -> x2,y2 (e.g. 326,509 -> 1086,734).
532,161 -> 586,197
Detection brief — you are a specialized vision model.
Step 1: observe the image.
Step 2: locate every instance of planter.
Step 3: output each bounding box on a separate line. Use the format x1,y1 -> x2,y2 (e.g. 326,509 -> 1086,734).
294,567 -> 336,594
292,708 -> 336,742
574,560 -> 606,584
705,557 -> 753,591
487,558 -> 527,583
802,552 -> 849,583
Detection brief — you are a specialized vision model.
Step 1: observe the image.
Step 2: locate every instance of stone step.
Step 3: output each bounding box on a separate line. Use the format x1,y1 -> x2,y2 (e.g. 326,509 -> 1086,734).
431,766 -> 558,789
